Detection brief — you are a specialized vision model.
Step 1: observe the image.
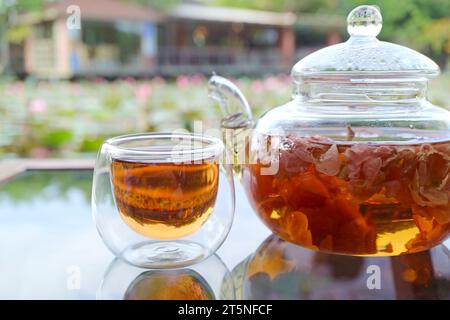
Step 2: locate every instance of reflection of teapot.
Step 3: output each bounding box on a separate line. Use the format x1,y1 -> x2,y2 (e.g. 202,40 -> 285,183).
232,235 -> 450,300
209,5 -> 450,256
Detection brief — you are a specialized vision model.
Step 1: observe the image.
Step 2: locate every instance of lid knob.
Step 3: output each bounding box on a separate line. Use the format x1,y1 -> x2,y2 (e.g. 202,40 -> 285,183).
347,5 -> 382,37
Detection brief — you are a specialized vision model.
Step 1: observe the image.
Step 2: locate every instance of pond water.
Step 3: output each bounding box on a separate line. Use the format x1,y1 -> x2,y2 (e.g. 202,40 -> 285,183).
0,170 -> 112,299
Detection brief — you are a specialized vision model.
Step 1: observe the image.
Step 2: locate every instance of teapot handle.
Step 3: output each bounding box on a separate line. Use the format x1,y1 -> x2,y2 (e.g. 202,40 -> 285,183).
208,75 -> 253,179
208,75 -> 253,126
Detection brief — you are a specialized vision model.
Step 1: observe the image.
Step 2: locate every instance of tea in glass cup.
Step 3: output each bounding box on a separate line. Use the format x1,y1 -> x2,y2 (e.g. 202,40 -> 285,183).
110,158 -> 219,239
92,133 -> 235,268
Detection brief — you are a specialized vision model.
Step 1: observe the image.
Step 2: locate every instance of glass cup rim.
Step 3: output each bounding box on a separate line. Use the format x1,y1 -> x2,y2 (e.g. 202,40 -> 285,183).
104,132 -> 224,162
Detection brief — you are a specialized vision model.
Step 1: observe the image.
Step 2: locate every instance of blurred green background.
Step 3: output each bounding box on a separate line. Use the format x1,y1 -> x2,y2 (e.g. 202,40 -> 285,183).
1,0 -> 449,158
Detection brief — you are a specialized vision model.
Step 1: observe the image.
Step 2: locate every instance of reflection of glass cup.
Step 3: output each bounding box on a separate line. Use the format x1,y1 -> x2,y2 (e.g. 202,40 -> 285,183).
98,255 -> 235,300
92,133 -> 235,268
124,270 -> 215,300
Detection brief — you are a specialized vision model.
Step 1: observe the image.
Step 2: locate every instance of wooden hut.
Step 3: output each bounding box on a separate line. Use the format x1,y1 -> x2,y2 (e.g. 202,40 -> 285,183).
15,0 -> 326,77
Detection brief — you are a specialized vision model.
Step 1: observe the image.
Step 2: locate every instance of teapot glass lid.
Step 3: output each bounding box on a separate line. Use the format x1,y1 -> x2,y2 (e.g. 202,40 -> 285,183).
292,5 -> 440,79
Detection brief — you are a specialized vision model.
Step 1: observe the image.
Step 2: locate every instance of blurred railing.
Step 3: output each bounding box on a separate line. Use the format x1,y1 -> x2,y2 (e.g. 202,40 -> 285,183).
156,47 -> 284,75
74,46 -> 322,77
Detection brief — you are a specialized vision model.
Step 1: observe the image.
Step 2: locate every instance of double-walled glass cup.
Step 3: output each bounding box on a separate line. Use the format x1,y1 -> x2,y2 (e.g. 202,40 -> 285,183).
92,133 -> 235,268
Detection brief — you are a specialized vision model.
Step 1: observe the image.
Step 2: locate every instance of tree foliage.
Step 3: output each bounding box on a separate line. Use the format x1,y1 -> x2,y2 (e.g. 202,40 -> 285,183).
211,0 -> 450,64
0,0 -> 45,13
129,0 -> 181,11
209,0 -> 338,13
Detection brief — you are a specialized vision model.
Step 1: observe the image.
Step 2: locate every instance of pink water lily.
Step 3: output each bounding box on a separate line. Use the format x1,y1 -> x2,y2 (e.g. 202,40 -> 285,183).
125,76 -> 136,84
264,76 -> 282,91
190,73 -> 205,85
135,83 -> 152,104
176,75 -> 190,89
250,80 -> 264,94
28,98 -> 48,114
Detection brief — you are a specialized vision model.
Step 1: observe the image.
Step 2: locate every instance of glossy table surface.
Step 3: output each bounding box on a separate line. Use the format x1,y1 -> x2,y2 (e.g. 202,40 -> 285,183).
0,169 -> 449,299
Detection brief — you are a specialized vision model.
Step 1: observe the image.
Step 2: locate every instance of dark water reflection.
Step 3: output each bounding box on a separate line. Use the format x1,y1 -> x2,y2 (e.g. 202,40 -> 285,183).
233,235 -> 450,300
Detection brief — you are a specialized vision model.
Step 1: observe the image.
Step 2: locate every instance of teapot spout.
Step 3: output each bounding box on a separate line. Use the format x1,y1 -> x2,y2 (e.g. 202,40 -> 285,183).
208,75 -> 253,179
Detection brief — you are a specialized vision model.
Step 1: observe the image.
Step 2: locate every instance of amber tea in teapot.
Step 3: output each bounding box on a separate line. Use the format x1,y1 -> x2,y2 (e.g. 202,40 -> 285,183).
243,135 -> 450,256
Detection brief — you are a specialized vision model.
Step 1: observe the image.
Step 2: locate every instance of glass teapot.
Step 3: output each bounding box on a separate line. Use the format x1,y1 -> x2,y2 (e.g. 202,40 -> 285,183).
208,5 -> 450,256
